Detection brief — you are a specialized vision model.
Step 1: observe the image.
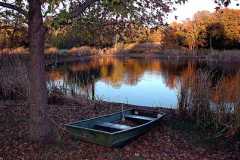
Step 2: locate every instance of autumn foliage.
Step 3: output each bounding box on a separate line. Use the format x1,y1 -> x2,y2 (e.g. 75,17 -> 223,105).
163,9 -> 240,50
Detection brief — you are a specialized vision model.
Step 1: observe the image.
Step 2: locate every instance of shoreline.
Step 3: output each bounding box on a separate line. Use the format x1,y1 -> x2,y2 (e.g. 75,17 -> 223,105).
45,51 -> 240,66
1,48 -> 240,67
0,95 -> 238,160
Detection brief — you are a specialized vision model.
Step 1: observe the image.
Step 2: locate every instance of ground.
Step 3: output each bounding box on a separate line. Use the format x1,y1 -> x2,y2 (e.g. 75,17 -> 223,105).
0,96 -> 239,160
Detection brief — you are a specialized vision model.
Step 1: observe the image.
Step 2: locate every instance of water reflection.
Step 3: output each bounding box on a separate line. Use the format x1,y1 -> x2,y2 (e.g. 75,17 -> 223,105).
47,57 -> 240,108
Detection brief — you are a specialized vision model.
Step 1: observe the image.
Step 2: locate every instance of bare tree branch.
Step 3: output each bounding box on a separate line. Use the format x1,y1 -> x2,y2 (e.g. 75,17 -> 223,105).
0,2 -> 28,17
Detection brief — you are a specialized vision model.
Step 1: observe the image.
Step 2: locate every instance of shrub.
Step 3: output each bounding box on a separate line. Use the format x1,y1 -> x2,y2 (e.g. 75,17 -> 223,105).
45,47 -> 59,54
68,46 -> 100,55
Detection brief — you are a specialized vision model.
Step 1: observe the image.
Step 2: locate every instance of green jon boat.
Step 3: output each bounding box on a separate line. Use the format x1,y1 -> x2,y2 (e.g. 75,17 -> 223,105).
65,109 -> 166,147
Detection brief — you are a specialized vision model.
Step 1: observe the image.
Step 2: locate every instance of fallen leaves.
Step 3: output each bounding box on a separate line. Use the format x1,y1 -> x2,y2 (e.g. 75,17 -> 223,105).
0,98 -> 239,160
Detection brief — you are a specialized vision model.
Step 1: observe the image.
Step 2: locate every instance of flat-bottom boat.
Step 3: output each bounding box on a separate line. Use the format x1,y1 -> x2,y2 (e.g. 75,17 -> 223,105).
65,109 -> 166,147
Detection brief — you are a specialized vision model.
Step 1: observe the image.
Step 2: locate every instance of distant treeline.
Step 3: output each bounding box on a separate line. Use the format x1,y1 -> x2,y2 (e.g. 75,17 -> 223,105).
0,9 -> 240,50
162,9 -> 240,50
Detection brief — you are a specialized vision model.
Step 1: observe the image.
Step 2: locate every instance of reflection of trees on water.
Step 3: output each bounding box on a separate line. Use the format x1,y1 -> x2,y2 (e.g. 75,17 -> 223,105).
47,66 -> 99,99
157,60 -> 189,89
177,61 -> 240,105
47,57 -> 240,103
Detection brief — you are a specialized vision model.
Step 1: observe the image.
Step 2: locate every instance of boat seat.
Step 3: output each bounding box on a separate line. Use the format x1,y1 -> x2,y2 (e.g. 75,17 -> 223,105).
125,115 -> 155,122
95,122 -> 132,131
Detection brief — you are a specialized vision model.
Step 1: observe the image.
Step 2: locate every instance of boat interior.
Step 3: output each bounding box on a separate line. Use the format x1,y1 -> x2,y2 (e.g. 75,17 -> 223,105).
70,109 -> 163,133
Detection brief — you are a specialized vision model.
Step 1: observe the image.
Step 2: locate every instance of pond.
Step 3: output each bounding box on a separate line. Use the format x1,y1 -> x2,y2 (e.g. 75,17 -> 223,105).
47,56 -> 240,108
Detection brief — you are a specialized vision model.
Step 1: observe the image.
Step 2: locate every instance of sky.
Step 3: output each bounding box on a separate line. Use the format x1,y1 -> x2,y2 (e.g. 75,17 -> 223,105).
167,0 -> 240,23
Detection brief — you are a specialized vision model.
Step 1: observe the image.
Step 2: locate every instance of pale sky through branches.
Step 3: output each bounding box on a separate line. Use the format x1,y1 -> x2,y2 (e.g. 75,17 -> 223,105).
167,0 -> 240,23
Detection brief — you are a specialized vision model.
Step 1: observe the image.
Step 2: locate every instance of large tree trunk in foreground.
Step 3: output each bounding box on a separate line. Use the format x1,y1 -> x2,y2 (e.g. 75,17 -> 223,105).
28,0 -> 54,143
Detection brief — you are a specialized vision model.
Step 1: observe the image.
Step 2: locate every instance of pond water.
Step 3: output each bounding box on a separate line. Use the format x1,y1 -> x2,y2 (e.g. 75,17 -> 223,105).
47,56 -> 240,108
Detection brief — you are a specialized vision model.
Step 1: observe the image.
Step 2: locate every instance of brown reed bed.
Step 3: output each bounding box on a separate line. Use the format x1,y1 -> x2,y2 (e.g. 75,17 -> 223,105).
0,54 -> 29,101
177,69 -> 240,144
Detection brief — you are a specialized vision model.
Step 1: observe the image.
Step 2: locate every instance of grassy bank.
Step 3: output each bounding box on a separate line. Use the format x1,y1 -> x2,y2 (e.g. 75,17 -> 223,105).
1,43 -> 240,62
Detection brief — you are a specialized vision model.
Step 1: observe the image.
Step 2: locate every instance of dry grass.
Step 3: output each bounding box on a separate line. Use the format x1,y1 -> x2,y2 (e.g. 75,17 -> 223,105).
207,50 -> 240,61
0,45 -> 239,62
45,47 -> 59,55
117,42 -> 163,54
0,54 -> 30,100
68,46 -> 100,55
0,47 -> 28,55
177,69 -> 240,137
0,47 -> 59,55
213,73 -> 240,131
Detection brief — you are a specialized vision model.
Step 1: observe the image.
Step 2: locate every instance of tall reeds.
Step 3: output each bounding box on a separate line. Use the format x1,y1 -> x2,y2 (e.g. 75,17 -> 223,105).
178,69 -> 240,137
0,54 -> 30,101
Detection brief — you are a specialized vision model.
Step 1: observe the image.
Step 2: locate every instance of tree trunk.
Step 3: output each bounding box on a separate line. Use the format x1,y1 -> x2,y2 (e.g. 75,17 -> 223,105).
28,0 -> 54,143
210,35 -> 213,54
